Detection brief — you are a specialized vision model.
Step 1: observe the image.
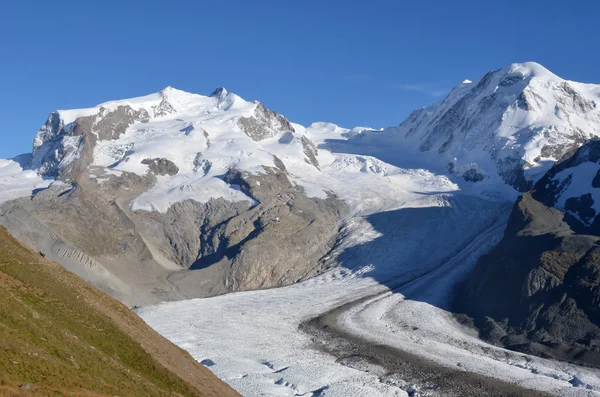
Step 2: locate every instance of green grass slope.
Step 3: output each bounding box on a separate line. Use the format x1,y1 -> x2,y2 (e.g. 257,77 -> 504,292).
0,227 -> 239,397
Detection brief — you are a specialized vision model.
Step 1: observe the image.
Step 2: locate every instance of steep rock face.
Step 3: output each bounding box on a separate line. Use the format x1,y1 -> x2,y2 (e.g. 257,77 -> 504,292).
131,162 -> 345,295
457,140 -> 600,366
141,157 -> 179,176
238,103 -> 295,141
300,136 -> 320,169
353,62 -> 600,190
31,105 -> 152,179
533,139 -> 600,232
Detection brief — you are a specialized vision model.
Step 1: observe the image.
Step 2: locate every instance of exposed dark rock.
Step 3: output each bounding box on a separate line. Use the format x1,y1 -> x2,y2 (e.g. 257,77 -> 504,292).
31,105 -> 151,179
517,91 -> 532,111
463,169 -> 484,182
558,82 -> 595,114
95,106 -> 151,140
238,103 -> 295,141
457,140 -> 600,367
497,157 -> 533,192
152,98 -> 176,118
138,165 -> 347,296
32,111 -> 63,151
210,87 -> 228,99
564,193 -> 596,224
141,158 -> 179,176
272,155 -> 287,173
500,75 -> 523,87
300,136 -> 320,169
193,153 -> 211,175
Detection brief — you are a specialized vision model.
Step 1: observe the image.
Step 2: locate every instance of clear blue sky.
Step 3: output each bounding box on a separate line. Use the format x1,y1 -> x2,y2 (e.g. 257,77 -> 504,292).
1,0 -> 599,158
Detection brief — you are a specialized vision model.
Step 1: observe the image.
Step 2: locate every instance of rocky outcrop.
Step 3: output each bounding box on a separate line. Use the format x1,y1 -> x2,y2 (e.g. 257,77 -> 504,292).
457,140 -> 600,367
193,152 -> 211,174
238,103 -> 295,141
135,164 -> 346,296
152,98 -> 176,118
30,105 -> 152,179
301,136 -> 320,169
141,157 -> 179,176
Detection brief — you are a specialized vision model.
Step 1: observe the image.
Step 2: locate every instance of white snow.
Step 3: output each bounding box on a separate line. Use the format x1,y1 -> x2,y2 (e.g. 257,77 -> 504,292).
139,188 -> 600,396
140,275 -> 406,396
350,62 -> 600,188
79,88 -> 470,213
0,156 -> 51,206
87,89 -> 382,212
57,87 -> 212,125
138,189 -> 502,397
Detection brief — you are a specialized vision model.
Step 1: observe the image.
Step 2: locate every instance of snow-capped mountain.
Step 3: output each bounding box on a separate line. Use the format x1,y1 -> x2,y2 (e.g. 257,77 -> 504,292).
2,62 -> 600,308
0,87 -> 369,306
0,155 -> 50,207
29,86 -> 327,211
353,62 -> 600,190
21,61 -> 600,211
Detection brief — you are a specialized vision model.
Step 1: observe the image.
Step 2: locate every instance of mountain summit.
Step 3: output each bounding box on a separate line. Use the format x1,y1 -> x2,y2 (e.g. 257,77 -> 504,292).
354,62 -> 600,190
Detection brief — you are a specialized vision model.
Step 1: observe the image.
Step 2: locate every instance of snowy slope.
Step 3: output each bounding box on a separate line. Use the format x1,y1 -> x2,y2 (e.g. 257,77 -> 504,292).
28,87 -> 328,212
351,62 -> 600,190
0,155 -> 51,207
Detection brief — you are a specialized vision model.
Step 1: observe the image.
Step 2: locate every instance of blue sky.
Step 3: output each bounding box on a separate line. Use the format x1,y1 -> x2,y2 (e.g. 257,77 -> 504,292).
1,0 -> 599,158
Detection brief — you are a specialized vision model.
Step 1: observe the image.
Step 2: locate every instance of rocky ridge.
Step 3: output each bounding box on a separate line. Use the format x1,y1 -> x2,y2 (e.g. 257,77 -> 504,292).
457,140 -> 600,367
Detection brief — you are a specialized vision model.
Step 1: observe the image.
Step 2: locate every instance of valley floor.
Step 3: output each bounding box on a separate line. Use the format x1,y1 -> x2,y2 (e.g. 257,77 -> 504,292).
138,188 -> 600,397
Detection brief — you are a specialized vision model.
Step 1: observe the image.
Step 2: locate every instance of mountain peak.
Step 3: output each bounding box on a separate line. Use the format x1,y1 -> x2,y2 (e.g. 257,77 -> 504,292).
502,62 -> 559,82
354,61 -> 600,192
210,87 -> 229,99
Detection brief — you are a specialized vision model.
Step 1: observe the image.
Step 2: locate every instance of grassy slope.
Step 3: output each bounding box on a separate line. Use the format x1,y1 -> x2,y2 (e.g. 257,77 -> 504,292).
0,227 -> 239,397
